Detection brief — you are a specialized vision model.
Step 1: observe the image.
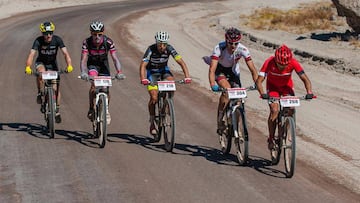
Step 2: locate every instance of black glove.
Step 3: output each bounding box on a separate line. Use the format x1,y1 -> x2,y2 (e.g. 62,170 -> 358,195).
305,93 -> 314,100
261,93 -> 270,99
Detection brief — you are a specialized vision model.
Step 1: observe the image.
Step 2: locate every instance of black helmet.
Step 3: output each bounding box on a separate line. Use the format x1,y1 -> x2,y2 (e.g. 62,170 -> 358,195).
90,21 -> 104,32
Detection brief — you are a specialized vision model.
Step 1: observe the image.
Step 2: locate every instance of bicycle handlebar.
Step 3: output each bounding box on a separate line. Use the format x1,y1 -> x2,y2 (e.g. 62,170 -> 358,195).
261,95 -> 317,101
77,76 -> 117,81
149,79 -> 186,86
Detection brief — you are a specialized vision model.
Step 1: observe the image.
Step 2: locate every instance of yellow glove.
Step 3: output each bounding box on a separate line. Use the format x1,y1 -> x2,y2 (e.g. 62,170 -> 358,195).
25,66 -> 32,75
66,65 -> 73,73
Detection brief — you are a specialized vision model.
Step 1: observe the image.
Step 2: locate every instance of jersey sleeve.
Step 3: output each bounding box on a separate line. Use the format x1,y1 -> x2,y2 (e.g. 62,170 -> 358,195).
168,45 -> 181,61
105,37 -> 116,54
31,37 -> 41,50
259,57 -> 273,77
142,46 -> 152,62
237,46 -> 252,61
54,36 -> 66,48
291,59 -> 305,75
81,39 -> 89,54
211,43 -> 222,60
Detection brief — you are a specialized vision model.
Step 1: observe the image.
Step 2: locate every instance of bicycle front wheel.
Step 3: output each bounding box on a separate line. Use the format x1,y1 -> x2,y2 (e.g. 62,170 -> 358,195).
163,98 -> 175,152
98,95 -> 107,148
234,106 -> 249,166
47,88 -> 56,138
283,116 -> 296,178
219,109 -> 232,155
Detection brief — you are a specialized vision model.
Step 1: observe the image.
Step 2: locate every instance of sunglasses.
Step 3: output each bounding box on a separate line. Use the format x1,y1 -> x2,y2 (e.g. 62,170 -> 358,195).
92,32 -> 103,37
227,41 -> 239,46
43,31 -> 53,36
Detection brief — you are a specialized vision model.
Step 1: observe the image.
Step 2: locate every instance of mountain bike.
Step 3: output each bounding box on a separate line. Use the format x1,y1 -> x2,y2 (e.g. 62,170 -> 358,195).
80,76 -> 116,148
37,70 -> 65,138
152,80 -> 185,152
264,95 -> 316,178
218,85 -> 256,165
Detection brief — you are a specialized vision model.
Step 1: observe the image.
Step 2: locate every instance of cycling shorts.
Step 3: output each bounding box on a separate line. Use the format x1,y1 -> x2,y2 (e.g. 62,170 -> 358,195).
267,83 -> 295,103
146,67 -> 173,91
35,62 -> 60,81
88,65 -> 110,76
215,64 -> 241,87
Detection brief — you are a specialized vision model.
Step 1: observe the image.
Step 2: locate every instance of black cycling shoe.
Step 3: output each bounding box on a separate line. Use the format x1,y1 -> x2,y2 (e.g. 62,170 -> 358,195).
36,93 -> 42,104
40,104 -> 46,113
55,113 -> 62,123
87,109 -> 95,121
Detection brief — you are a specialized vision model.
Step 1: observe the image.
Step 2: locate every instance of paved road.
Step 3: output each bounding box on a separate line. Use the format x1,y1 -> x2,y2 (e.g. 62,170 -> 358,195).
0,0 -> 359,202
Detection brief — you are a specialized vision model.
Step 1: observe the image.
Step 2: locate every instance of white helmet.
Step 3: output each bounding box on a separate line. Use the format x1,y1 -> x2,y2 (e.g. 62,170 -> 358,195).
90,21 -> 104,32
155,31 -> 170,43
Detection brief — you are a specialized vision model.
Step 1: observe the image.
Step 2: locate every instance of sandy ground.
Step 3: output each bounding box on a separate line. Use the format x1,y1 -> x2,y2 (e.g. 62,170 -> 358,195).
1,0 -> 359,194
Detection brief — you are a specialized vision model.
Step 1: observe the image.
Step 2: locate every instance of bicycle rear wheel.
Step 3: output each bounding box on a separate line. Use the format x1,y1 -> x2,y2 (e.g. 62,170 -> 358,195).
163,98 -> 175,152
283,116 -> 296,178
98,95 -> 107,148
47,88 -> 56,138
219,108 -> 232,155
234,106 -> 249,166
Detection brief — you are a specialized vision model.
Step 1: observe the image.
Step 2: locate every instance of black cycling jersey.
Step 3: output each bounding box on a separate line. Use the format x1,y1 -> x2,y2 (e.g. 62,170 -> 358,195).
82,35 -> 116,74
142,44 -> 180,70
32,35 -> 65,67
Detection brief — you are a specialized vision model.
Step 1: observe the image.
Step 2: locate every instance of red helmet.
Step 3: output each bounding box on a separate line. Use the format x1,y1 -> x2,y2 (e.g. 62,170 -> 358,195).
225,27 -> 241,42
275,45 -> 293,65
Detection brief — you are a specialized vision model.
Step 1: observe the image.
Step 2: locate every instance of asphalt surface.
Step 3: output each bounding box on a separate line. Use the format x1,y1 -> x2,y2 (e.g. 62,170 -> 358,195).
0,0 -> 359,202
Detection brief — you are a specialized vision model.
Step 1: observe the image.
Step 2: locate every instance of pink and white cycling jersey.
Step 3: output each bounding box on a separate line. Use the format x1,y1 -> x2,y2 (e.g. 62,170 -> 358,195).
210,41 -> 252,75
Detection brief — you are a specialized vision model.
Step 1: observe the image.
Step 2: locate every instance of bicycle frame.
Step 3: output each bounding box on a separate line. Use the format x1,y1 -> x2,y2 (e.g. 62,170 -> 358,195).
41,71 -> 61,138
152,80 -> 184,152
218,86 -> 255,165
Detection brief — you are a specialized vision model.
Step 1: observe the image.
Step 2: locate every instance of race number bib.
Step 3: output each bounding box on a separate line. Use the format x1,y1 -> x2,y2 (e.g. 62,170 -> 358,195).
157,81 -> 176,91
94,76 -> 112,87
280,96 -> 300,107
42,71 -> 58,80
227,88 -> 247,99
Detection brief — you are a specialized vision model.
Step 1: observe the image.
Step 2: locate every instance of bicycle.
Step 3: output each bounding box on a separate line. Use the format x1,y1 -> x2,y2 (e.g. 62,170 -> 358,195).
37,70 -> 66,138
217,85 -> 256,165
80,76 -> 116,148
264,95 -> 316,178
151,80 -> 185,152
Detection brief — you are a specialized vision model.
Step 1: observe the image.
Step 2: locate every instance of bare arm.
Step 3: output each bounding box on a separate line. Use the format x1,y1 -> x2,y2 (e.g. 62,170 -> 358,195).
139,60 -> 148,80
245,59 -> 258,83
110,51 -> 122,73
26,49 -> 36,67
208,59 -> 218,87
80,52 -> 88,73
175,58 -> 190,78
299,73 -> 313,94
255,75 -> 266,95
60,47 -> 72,67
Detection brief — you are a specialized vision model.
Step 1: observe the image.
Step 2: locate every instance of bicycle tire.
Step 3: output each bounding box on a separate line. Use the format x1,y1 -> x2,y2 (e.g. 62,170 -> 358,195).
284,116 -> 296,178
153,97 -> 162,143
47,88 -> 55,138
219,107 -> 232,155
163,97 -> 175,152
98,95 -> 107,148
234,106 -> 249,165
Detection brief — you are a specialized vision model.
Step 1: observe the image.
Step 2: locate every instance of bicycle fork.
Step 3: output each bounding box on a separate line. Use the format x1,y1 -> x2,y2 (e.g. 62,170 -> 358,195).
95,92 -> 109,122
230,100 -> 244,139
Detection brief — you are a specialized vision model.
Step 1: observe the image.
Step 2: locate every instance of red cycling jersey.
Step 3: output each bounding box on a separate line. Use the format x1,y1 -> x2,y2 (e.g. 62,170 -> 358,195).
259,56 -> 305,97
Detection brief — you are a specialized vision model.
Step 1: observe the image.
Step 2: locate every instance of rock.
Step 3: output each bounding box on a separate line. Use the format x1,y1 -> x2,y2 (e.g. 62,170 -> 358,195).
331,0 -> 360,33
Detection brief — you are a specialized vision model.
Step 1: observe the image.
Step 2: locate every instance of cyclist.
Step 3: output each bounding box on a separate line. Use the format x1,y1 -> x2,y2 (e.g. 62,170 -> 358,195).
255,44 -> 314,149
139,31 -> 191,136
206,27 -> 258,135
80,21 -> 125,124
25,21 -> 73,123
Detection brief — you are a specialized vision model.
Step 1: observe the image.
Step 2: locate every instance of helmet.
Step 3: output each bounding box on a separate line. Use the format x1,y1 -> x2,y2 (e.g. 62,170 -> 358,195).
155,31 -> 170,43
90,21 -> 104,32
39,21 -> 55,33
275,44 -> 293,65
225,27 -> 241,42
